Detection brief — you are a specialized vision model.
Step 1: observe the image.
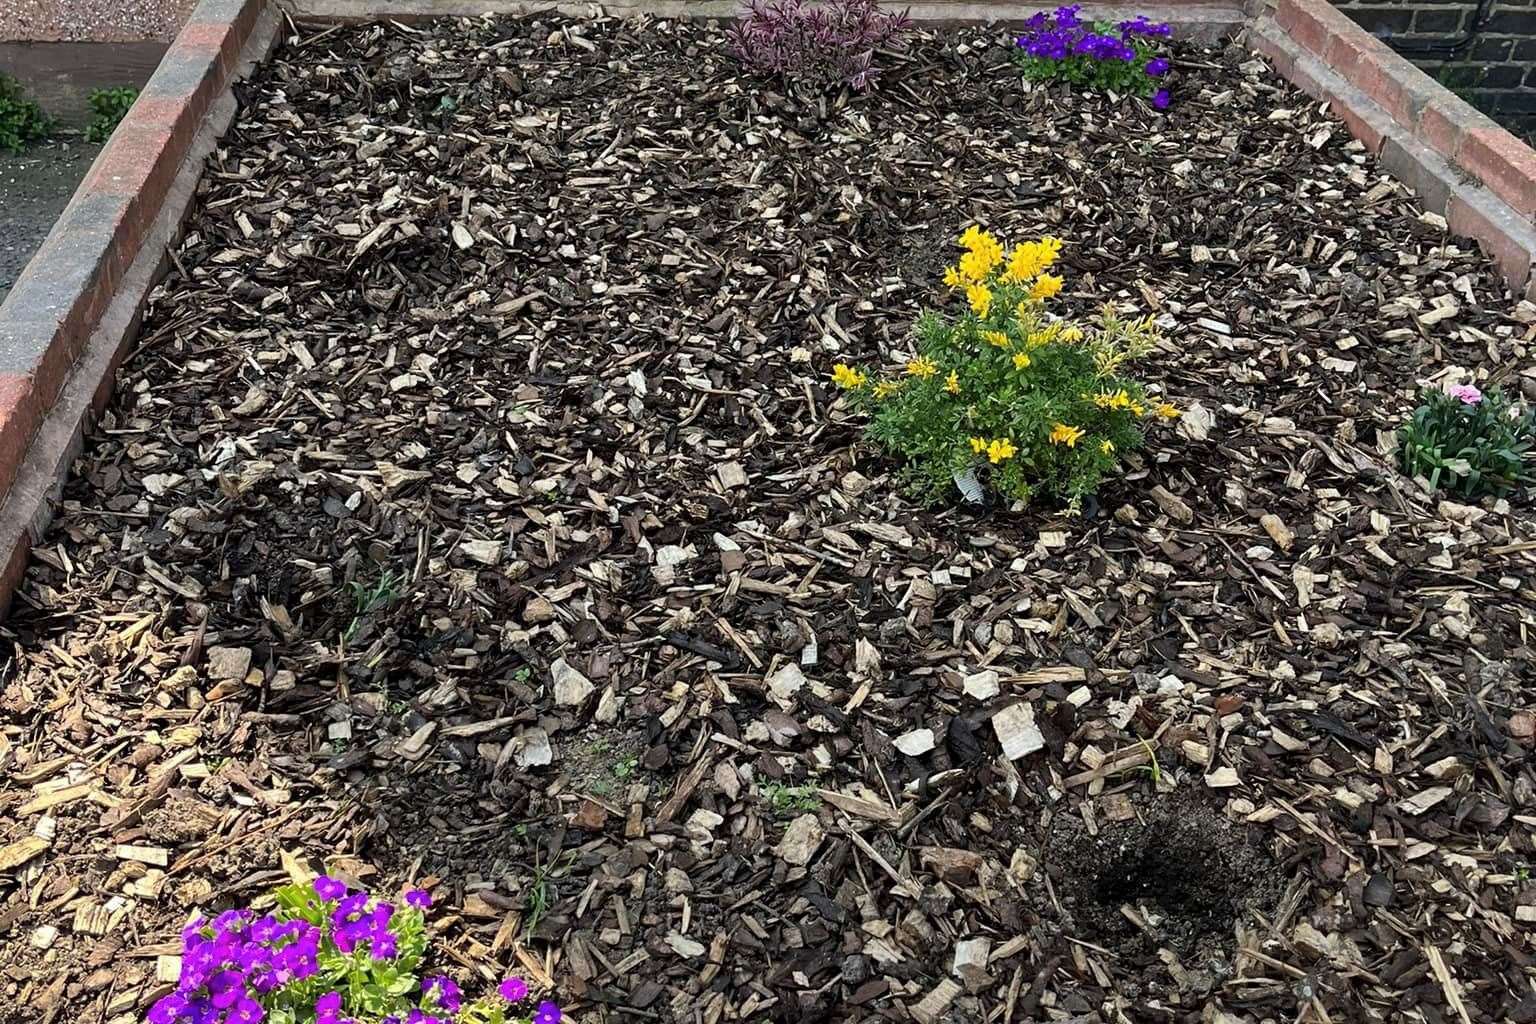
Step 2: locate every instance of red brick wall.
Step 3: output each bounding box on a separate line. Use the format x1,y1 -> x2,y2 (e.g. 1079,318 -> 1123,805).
1329,0 -> 1536,138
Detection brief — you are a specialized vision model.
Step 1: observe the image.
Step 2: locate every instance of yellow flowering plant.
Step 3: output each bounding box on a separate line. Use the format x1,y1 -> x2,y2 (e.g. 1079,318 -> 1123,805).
830,227 -> 1174,506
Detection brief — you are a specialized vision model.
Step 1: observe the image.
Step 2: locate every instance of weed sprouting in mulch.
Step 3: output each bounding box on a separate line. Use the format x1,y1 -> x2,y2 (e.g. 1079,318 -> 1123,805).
2,13 -> 1535,1024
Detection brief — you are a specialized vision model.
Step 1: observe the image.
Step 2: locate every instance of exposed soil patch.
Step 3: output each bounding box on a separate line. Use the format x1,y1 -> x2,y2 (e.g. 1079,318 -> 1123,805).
2,14 -> 1535,1024
1045,790 -> 1281,961
0,138 -> 98,303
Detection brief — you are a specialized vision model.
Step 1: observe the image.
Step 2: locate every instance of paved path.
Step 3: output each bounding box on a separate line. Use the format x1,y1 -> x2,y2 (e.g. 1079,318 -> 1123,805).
0,140 -> 99,306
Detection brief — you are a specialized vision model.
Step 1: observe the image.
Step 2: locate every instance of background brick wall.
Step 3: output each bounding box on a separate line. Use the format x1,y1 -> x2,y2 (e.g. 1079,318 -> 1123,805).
1327,0 -> 1536,140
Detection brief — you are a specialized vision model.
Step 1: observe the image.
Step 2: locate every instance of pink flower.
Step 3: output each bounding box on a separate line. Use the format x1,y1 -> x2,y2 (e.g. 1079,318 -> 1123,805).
1447,382 -> 1483,405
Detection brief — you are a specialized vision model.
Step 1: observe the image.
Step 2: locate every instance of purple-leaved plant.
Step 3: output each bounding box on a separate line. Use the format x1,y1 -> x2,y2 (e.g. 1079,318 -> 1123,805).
728,0 -> 913,92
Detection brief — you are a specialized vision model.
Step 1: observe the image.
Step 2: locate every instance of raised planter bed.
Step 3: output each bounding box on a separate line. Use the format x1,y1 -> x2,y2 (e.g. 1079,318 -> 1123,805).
0,3 -> 1534,1024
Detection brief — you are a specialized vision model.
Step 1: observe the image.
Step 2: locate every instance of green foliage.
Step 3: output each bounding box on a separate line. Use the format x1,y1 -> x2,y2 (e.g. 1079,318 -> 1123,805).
1397,385 -> 1535,498
832,228 -> 1178,507
344,569 -> 404,642
761,783 -> 821,816
0,75 -> 51,154
84,87 -> 138,143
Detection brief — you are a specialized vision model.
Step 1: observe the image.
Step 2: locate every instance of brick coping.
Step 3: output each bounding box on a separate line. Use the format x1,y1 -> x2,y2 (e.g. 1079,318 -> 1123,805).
1249,0 -> 1536,299
0,0 -> 279,615
1,0 -> 1536,616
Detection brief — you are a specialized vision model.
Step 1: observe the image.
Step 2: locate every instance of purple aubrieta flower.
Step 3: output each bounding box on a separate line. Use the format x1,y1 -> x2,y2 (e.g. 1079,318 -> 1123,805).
1146,56 -> 1170,77
534,1001 -> 562,1024
1153,88 -> 1171,109
315,992 -> 343,1024
207,970 -> 247,1009
405,888 -> 432,910
424,976 -> 462,1013
500,977 -> 530,1002
228,998 -> 266,1024
314,876 -> 347,901
148,994 -> 190,1024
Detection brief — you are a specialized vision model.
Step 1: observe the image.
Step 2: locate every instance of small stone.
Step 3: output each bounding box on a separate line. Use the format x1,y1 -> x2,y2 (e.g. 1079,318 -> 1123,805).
962,670 -> 1000,700
893,728 -> 936,756
460,538 -> 503,565
572,798 -> 607,830
206,646 -> 252,682
523,596 -> 556,623
777,814 -> 825,866
992,703 -> 1044,760
766,663 -> 806,705
551,658 -> 595,707
514,727 -> 553,768
919,846 -> 983,884
664,932 -> 707,959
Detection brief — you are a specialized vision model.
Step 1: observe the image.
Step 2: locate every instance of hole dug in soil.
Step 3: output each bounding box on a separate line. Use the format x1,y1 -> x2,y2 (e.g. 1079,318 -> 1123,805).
1045,791 -> 1281,974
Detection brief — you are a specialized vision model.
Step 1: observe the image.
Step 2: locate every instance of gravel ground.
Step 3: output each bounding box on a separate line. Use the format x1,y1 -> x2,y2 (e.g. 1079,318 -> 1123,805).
0,139 -> 99,305
0,0 -> 195,42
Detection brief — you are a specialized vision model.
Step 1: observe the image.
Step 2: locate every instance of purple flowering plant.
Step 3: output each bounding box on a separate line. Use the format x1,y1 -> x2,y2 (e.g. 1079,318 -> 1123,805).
729,0 -> 913,92
145,878 -> 560,1024
1013,6 -> 1173,105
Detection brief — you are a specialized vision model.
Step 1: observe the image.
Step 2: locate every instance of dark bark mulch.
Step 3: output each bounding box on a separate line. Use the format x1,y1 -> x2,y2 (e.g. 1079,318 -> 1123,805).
3,14 -> 1535,1024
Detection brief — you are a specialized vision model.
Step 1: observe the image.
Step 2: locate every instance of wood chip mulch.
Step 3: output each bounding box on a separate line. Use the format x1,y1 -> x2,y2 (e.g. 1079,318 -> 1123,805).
3,14 -> 1536,1024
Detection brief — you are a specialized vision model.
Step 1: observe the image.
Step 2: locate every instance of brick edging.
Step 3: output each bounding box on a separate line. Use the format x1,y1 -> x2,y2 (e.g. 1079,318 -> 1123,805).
0,0 -> 278,615
1249,0 -> 1536,297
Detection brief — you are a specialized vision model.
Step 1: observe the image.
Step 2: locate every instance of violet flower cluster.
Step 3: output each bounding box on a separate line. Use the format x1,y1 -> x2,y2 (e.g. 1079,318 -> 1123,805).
729,0 -> 913,92
1013,5 -> 1174,108
145,878 -> 560,1024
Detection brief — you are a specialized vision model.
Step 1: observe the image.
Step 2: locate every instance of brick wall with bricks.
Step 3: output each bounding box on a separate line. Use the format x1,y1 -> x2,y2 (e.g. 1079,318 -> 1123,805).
1326,0 -> 1536,140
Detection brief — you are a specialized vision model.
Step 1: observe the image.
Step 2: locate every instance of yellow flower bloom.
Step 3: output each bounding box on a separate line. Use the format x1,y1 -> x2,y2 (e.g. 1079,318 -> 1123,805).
1025,331 -> 1049,349
873,381 -> 900,399
942,266 -> 963,289
959,226 -> 1004,268
1049,423 -> 1085,447
945,370 -> 960,394
906,356 -> 938,379
1012,352 -> 1031,370
986,437 -> 1017,463
982,329 -> 1011,349
1131,401 -> 1146,416
831,363 -> 865,389
1156,402 -> 1180,419
958,248 -> 996,284
1004,245 -> 1042,283
969,436 -> 987,454
954,226 -> 1004,282
966,283 -> 993,318
1060,325 -> 1084,343
1100,439 -> 1115,454
1030,273 -> 1064,300
1093,389 -> 1133,411
970,284 -> 995,320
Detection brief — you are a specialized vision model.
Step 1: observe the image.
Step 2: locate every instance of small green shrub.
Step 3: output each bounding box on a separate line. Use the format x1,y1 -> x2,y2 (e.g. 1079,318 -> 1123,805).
0,75 -> 51,153
1398,383 -> 1535,498
762,783 -> 821,816
84,86 -> 138,143
831,227 -> 1179,507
